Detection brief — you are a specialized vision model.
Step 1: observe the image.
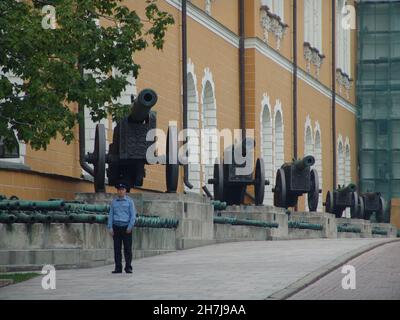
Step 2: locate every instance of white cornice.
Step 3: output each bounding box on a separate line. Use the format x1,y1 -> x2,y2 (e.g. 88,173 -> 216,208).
164,1 -> 357,115
245,38 -> 357,114
165,0 -> 239,47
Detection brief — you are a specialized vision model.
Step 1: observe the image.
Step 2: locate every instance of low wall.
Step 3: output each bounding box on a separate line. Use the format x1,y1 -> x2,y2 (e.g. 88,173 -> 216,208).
1,192 -> 399,272
76,193 -> 215,250
216,205 -> 288,240
288,212 -> 337,239
371,223 -> 398,238
337,218 -> 372,238
0,223 -> 176,272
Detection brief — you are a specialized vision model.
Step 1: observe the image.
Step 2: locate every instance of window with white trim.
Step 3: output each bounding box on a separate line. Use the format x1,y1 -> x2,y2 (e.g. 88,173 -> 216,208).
261,0 -> 285,21
336,0 -> 351,76
304,0 -> 323,52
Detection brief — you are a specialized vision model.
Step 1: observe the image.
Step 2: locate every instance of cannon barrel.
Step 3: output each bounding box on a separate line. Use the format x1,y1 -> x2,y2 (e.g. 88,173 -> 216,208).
128,88 -> 158,123
337,183 -> 357,193
293,156 -> 315,171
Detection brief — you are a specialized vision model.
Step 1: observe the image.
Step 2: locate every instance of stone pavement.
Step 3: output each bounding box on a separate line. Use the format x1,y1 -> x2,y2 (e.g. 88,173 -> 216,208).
0,238 -> 397,300
290,241 -> 400,300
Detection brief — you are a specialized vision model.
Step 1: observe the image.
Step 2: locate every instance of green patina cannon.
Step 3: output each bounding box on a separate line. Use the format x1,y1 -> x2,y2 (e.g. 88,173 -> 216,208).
272,156 -> 320,211
85,89 -> 180,193
358,192 -> 385,222
324,184 -> 360,218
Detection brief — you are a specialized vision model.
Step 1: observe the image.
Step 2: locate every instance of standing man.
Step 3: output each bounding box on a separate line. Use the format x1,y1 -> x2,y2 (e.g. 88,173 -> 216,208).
107,183 -> 136,274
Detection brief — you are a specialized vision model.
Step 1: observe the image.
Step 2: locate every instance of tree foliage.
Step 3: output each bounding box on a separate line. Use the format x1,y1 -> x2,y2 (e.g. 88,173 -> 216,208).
0,0 -> 174,150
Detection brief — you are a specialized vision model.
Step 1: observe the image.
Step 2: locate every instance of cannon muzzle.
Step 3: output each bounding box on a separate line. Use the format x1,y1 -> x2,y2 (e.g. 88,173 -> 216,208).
338,183 -> 357,193
293,156 -> 315,171
129,88 -> 158,123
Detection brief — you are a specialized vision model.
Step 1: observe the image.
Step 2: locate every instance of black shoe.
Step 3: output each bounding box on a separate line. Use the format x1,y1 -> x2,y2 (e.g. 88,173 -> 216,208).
125,267 -> 133,274
112,269 -> 122,274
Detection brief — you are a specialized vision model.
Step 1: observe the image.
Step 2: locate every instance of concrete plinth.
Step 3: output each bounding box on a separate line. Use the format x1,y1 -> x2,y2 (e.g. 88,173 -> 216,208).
371,223 -> 398,238
337,218 -> 372,238
216,205 -> 288,240
76,192 -> 215,250
288,212 -> 337,239
0,223 -> 176,271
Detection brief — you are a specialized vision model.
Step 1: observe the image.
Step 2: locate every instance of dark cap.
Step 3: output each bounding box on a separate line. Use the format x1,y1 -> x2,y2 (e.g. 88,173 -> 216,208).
115,183 -> 127,190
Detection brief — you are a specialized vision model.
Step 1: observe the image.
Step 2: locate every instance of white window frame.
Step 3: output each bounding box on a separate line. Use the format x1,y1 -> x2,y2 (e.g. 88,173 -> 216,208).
262,0 -> 285,22
304,0 -> 323,53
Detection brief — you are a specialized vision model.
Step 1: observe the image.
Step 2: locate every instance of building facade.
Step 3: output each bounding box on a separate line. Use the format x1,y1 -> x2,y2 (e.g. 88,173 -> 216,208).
0,0 -> 358,213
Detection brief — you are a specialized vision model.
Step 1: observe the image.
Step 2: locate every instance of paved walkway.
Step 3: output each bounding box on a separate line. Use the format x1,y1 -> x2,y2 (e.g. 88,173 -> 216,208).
290,241 -> 400,300
0,238 -> 397,300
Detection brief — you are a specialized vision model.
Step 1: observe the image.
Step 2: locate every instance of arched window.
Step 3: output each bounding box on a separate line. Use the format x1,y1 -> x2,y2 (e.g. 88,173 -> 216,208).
274,105 -> 284,172
186,60 -> 201,194
0,70 -> 26,164
314,126 -> 323,212
201,69 -> 218,195
337,137 -> 345,187
261,96 -> 274,205
304,119 -> 314,211
0,134 -> 19,159
345,140 -> 351,185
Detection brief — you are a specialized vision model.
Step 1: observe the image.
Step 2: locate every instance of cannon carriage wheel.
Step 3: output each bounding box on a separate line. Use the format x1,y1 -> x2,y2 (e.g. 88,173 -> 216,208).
350,192 -> 360,219
210,161 -> 224,201
273,168 -> 287,208
92,124 -> 106,193
358,195 -> 365,220
324,190 -> 334,214
254,158 -> 266,206
376,197 -> 385,222
166,126 -> 179,193
307,169 -> 319,212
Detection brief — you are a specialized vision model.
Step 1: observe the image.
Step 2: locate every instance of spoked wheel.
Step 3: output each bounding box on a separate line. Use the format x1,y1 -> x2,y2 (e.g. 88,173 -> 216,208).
324,191 -> 334,214
209,161 -> 224,201
273,168 -> 287,208
350,192 -> 360,219
359,196 -> 365,220
254,158 -> 266,206
307,169 -> 319,212
93,124 -> 106,193
376,197 -> 385,223
166,125 -> 179,193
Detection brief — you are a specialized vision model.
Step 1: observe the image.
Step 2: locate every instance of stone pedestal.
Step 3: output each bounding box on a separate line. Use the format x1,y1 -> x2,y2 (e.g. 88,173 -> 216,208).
337,218 -> 372,238
289,212 -> 337,239
215,205 -> 288,240
371,222 -> 398,238
76,192 -> 215,250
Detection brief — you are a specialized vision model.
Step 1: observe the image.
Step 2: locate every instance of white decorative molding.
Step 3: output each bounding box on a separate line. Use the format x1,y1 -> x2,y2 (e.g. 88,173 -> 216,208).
244,38 -> 357,115
168,2 -> 356,114
260,6 -> 289,51
200,68 -> 217,107
273,100 -> 285,172
260,93 -> 274,206
336,68 -> 353,99
201,67 -> 218,193
186,58 -> 201,193
304,42 -> 325,79
165,0 -> 239,47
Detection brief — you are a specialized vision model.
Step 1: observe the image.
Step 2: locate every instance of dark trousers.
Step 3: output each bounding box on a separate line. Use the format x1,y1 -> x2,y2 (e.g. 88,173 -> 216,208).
112,225 -> 133,271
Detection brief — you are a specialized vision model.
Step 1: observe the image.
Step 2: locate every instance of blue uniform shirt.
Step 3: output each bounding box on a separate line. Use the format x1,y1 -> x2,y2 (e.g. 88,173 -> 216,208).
107,196 -> 136,231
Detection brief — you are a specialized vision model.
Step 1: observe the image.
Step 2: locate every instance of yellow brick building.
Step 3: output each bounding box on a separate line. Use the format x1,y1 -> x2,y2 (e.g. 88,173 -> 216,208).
0,0 -> 358,212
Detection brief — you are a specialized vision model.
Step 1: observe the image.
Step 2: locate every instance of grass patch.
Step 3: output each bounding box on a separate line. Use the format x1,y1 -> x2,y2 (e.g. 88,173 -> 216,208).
0,273 -> 40,284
